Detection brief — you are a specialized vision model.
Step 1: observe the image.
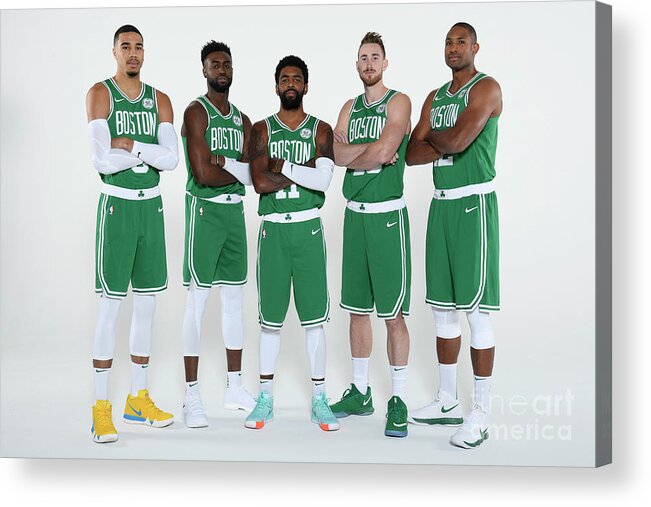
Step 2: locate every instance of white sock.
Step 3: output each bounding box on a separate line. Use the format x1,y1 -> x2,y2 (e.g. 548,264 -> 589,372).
352,357 -> 369,394
94,367 -> 110,400
439,363 -> 458,398
474,375 -> 492,413
186,380 -> 200,395
227,371 -> 242,388
260,378 -> 274,395
131,362 -> 148,396
390,364 -> 408,398
312,378 -> 326,397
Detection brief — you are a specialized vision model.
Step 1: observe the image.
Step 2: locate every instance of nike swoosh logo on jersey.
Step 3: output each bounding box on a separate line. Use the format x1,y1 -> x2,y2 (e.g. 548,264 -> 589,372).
114,98 -> 125,103
441,403 -> 459,413
210,114 -> 219,119
271,129 -> 284,134
312,229 -> 321,235
386,221 -> 397,228
392,422 -> 407,427
352,107 -> 364,113
465,206 -> 478,213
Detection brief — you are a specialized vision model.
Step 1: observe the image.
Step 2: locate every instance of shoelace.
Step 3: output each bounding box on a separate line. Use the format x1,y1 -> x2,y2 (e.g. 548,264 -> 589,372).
386,402 -> 407,420
140,394 -> 167,418
313,395 -> 333,419
463,404 -> 486,428
184,394 -> 205,415
252,394 -> 273,415
96,406 -> 115,429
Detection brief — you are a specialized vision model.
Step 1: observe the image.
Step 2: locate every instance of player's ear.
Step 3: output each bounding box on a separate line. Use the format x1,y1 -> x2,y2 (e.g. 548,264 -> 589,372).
304,83 -> 309,96
275,84 -> 279,97
382,58 -> 388,72
472,42 -> 480,55
202,66 -> 208,79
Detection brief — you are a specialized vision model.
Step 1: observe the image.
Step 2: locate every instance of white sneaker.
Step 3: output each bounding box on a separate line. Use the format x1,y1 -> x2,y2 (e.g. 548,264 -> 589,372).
450,404 -> 489,449
183,391 -> 208,428
224,385 -> 256,412
408,389 -> 463,426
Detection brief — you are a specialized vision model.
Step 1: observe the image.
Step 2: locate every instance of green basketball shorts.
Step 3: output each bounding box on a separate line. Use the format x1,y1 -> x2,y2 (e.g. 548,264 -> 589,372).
183,193 -> 247,289
256,212 -> 329,329
425,191 -> 500,311
95,189 -> 167,299
340,200 -> 411,319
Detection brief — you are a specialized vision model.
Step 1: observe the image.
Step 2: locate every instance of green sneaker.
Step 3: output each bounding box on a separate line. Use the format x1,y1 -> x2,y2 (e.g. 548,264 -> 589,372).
329,384 -> 374,418
244,391 -> 274,429
385,396 -> 408,438
311,392 -> 340,431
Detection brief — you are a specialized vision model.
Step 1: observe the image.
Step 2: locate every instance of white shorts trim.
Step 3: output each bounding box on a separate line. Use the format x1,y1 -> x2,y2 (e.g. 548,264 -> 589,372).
188,191 -> 242,204
433,180 -> 495,200
101,183 -> 160,200
262,208 -> 320,223
347,197 -> 406,214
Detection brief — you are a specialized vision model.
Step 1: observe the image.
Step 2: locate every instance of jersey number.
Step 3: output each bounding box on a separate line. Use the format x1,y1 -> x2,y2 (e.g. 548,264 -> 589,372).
132,164 -> 149,174
276,184 -> 300,199
353,168 -> 381,176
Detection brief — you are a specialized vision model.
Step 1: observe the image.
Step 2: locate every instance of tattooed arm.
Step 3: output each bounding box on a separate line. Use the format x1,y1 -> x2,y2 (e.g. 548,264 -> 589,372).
249,120 -> 293,194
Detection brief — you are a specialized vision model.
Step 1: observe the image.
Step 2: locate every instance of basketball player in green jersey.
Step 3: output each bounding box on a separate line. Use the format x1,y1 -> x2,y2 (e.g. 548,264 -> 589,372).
244,55 -> 340,432
406,22 -> 502,449
328,32 -> 413,438
180,41 -> 256,428
86,25 -> 178,443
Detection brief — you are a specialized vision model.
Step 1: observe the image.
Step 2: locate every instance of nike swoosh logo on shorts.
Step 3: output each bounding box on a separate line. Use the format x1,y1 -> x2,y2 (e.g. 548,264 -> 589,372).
158,207 -> 164,212
465,206 -> 478,213
386,221 -> 397,228
312,229 -> 321,235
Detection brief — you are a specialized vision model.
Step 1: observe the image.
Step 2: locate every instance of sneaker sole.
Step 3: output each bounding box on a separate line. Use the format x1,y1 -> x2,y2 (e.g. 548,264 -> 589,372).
123,416 -> 174,428
408,417 -> 463,426
450,431 -> 489,449
331,409 -> 374,418
385,429 -> 408,438
244,415 -> 273,429
311,416 -> 340,431
184,419 -> 208,428
92,432 -> 118,443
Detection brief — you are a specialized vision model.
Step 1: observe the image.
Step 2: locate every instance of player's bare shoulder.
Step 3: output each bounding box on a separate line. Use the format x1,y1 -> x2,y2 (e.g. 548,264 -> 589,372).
468,76 -> 502,116
86,81 -> 111,121
154,89 -> 174,122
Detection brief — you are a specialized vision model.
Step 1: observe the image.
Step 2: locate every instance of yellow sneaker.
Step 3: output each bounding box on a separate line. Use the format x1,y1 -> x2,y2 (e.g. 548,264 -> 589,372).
91,400 -> 118,443
123,389 -> 174,428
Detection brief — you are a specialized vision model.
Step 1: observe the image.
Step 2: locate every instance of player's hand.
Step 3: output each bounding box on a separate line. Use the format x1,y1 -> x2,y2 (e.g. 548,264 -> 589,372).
111,136 -> 134,152
389,152 -> 399,165
334,130 -> 349,144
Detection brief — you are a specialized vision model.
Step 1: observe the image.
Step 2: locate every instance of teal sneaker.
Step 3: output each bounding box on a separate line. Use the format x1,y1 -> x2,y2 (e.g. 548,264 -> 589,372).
385,396 -> 408,438
244,391 -> 274,429
311,392 -> 340,431
329,384 -> 374,418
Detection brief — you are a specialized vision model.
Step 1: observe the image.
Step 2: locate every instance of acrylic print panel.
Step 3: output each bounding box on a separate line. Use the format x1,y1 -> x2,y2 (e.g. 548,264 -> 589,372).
0,1 -> 610,466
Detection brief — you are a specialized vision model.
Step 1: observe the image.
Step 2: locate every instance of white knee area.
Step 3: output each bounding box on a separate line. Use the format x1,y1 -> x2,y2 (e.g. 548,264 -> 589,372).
467,307 -> 495,350
220,285 -> 244,350
432,308 -> 461,339
181,281 -> 210,356
305,325 -> 326,379
129,294 -> 156,357
260,327 -> 281,376
93,295 -> 121,360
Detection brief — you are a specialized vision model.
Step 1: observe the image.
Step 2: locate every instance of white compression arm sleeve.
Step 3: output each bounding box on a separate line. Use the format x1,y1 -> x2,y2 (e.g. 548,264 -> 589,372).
280,157 -> 334,192
131,122 -> 179,171
89,119 -> 142,175
223,157 -> 253,186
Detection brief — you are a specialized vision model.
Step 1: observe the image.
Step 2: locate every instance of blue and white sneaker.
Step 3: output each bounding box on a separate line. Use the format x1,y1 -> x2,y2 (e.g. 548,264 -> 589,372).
244,391 -> 274,429
311,392 -> 340,431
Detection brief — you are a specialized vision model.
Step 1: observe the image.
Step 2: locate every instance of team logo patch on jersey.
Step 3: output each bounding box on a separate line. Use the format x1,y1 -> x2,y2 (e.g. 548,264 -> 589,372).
459,90 -> 467,100
300,128 -> 311,139
143,98 -> 154,110
233,115 -> 242,127
376,104 -> 386,114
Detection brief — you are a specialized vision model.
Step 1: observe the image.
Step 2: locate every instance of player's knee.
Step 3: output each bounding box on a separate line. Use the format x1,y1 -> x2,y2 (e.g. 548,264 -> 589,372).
220,285 -> 243,315
466,307 -> 495,349
432,308 -> 461,338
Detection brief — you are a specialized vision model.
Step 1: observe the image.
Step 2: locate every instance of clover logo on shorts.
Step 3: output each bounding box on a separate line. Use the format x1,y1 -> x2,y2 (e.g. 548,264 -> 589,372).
143,98 -> 154,110
300,128 -> 311,139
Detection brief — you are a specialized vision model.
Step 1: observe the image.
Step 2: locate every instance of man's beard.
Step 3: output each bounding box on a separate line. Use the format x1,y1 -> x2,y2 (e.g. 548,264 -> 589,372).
360,71 -> 382,87
126,70 -> 139,78
208,76 -> 232,93
280,89 -> 304,110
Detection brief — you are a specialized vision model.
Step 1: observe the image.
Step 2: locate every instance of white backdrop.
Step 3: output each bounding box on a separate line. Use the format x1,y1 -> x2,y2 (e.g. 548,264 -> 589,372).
1,0 -> 642,504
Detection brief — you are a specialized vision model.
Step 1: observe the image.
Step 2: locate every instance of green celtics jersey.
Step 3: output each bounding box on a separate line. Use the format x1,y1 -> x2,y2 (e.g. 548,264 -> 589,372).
258,114 -> 325,215
343,89 -> 408,203
101,78 -> 160,189
430,72 -> 499,190
183,96 -> 246,198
